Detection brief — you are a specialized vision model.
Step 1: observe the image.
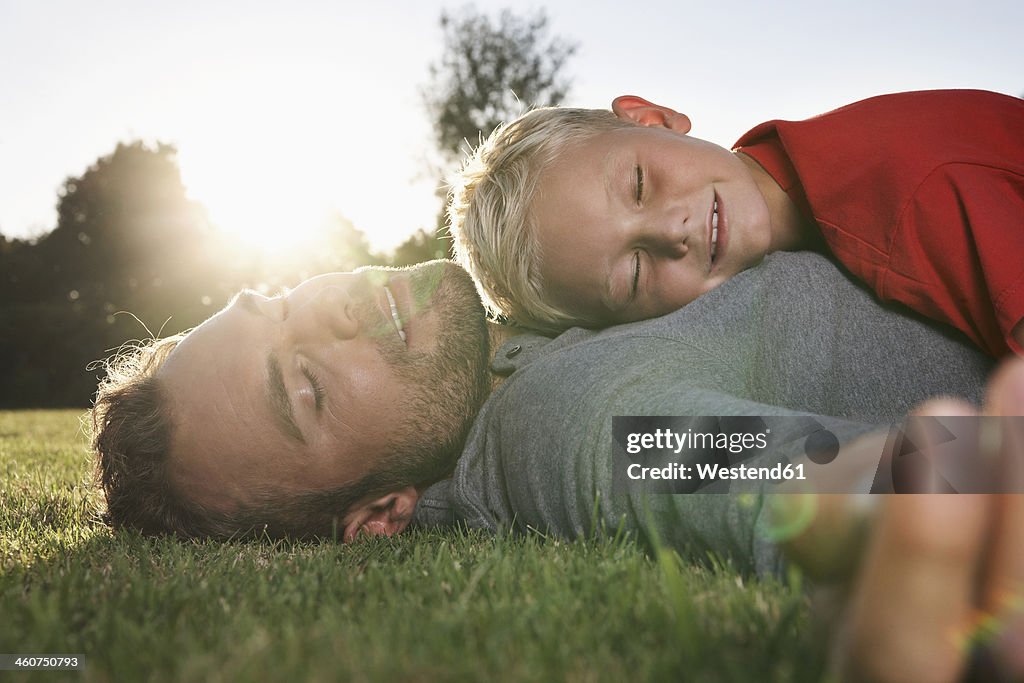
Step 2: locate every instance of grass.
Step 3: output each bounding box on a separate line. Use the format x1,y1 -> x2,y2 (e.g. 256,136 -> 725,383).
1,410 -> 829,682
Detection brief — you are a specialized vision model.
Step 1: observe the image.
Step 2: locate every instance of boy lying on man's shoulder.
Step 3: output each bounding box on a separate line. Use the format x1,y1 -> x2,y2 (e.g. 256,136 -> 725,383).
449,89 -> 1024,357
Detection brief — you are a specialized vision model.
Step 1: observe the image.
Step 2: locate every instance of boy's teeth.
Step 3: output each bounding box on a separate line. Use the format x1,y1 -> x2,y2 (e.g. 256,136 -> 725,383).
710,200 -> 719,261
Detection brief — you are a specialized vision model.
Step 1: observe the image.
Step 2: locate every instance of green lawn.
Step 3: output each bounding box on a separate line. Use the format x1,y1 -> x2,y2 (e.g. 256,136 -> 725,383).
1,410 -> 828,682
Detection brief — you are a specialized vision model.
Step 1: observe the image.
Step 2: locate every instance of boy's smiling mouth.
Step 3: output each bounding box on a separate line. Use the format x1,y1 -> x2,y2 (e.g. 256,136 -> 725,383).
708,192 -> 723,270
711,199 -> 719,262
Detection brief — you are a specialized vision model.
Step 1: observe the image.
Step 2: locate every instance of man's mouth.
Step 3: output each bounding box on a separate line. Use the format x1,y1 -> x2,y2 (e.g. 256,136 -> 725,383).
383,285 -> 407,344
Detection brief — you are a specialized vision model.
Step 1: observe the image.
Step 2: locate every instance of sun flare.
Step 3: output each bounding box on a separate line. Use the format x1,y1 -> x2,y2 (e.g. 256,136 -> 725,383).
179,150 -> 333,252
166,59 -> 440,258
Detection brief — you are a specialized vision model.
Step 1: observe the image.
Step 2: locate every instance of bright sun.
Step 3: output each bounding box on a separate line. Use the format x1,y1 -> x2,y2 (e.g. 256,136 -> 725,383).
174,129 -> 437,256
178,145 -> 334,252
166,63 -> 440,257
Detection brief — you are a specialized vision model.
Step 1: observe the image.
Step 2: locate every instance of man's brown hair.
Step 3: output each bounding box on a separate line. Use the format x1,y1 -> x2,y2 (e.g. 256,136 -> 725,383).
90,334 -> 222,537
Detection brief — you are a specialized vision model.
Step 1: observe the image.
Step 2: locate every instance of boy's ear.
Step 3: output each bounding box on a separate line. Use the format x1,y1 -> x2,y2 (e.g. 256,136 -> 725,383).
612,95 -> 691,134
341,486 -> 419,543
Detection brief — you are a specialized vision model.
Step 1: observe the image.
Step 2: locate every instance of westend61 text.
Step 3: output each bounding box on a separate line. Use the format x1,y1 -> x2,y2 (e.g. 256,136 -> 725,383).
627,461 -> 806,482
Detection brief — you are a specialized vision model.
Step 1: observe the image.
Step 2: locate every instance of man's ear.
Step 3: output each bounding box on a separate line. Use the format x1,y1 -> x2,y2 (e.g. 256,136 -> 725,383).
612,95 -> 692,133
341,486 -> 419,543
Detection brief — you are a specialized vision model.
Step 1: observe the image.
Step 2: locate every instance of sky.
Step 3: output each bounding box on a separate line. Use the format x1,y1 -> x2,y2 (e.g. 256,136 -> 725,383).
2,0 -> 1021,253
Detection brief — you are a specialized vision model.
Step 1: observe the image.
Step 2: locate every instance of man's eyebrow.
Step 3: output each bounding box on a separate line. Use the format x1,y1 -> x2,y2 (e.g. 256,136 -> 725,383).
266,352 -> 305,445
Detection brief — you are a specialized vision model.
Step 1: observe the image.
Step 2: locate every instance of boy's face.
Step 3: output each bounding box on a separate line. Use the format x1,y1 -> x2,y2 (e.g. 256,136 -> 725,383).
532,105 -> 773,325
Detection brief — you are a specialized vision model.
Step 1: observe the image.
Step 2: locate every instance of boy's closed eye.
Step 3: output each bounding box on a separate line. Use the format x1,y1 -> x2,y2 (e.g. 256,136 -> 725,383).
631,251 -> 641,299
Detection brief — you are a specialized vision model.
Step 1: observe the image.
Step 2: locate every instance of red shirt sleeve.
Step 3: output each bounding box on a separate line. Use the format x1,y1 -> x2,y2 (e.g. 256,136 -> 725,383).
735,90 -> 1024,357
890,163 -> 1024,356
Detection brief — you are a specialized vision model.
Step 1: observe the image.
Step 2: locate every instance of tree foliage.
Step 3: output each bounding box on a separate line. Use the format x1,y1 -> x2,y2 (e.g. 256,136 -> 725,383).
0,142 -> 385,407
410,6 -> 577,263
390,227 -> 452,267
423,6 -> 577,165
39,142 -> 217,313
0,142 -> 220,407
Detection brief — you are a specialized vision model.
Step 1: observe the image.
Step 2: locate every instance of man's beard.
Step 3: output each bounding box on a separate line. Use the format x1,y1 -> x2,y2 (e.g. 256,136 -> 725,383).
357,261 -> 492,479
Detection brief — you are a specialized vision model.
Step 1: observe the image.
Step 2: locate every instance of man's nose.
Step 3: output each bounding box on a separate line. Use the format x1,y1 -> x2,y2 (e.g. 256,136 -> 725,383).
295,285 -> 360,341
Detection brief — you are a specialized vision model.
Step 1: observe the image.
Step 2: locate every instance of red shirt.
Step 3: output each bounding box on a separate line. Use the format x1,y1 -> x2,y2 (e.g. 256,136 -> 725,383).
734,90 -> 1024,357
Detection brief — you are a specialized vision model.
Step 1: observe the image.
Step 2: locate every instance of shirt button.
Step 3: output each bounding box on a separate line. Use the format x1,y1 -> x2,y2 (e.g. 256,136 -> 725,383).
505,344 -> 522,358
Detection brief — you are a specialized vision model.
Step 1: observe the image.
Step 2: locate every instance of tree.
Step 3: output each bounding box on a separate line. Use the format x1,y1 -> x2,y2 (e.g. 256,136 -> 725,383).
390,227 -> 452,267
424,7 -> 577,164
1,141 -> 219,407
1,140 -> 390,407
37,141 -> 217,311
0,234 -> 40,303
415,6 -> 577,264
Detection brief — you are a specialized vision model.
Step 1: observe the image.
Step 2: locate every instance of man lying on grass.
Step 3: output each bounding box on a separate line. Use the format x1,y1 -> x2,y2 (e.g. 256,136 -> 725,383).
92,254 -> 1021,679
92,253 -> 991,546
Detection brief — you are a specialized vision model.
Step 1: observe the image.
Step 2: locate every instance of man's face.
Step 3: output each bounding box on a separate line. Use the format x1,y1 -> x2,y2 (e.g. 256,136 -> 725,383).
158,260 -> 490,513
532,123 -> 773,325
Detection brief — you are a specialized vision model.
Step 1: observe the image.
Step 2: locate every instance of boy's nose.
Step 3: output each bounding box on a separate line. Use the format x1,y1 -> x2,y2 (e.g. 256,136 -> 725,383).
645,221 -> 690,258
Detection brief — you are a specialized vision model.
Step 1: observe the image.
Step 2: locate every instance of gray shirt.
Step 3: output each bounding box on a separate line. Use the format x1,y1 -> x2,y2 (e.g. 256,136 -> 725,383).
414,253 -> 993,573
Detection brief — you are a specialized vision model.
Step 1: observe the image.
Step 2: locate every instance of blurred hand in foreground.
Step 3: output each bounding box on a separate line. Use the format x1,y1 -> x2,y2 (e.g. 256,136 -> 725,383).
787,359 -> 1024,683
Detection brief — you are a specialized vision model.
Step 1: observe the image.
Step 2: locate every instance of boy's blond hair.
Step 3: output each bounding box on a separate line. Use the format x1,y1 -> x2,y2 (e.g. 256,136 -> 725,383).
448,106 -> 634,333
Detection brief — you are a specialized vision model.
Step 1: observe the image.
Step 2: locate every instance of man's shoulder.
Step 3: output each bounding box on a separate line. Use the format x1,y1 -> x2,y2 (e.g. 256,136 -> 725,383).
487,252 -> 850,399
499,252 -> 848,358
